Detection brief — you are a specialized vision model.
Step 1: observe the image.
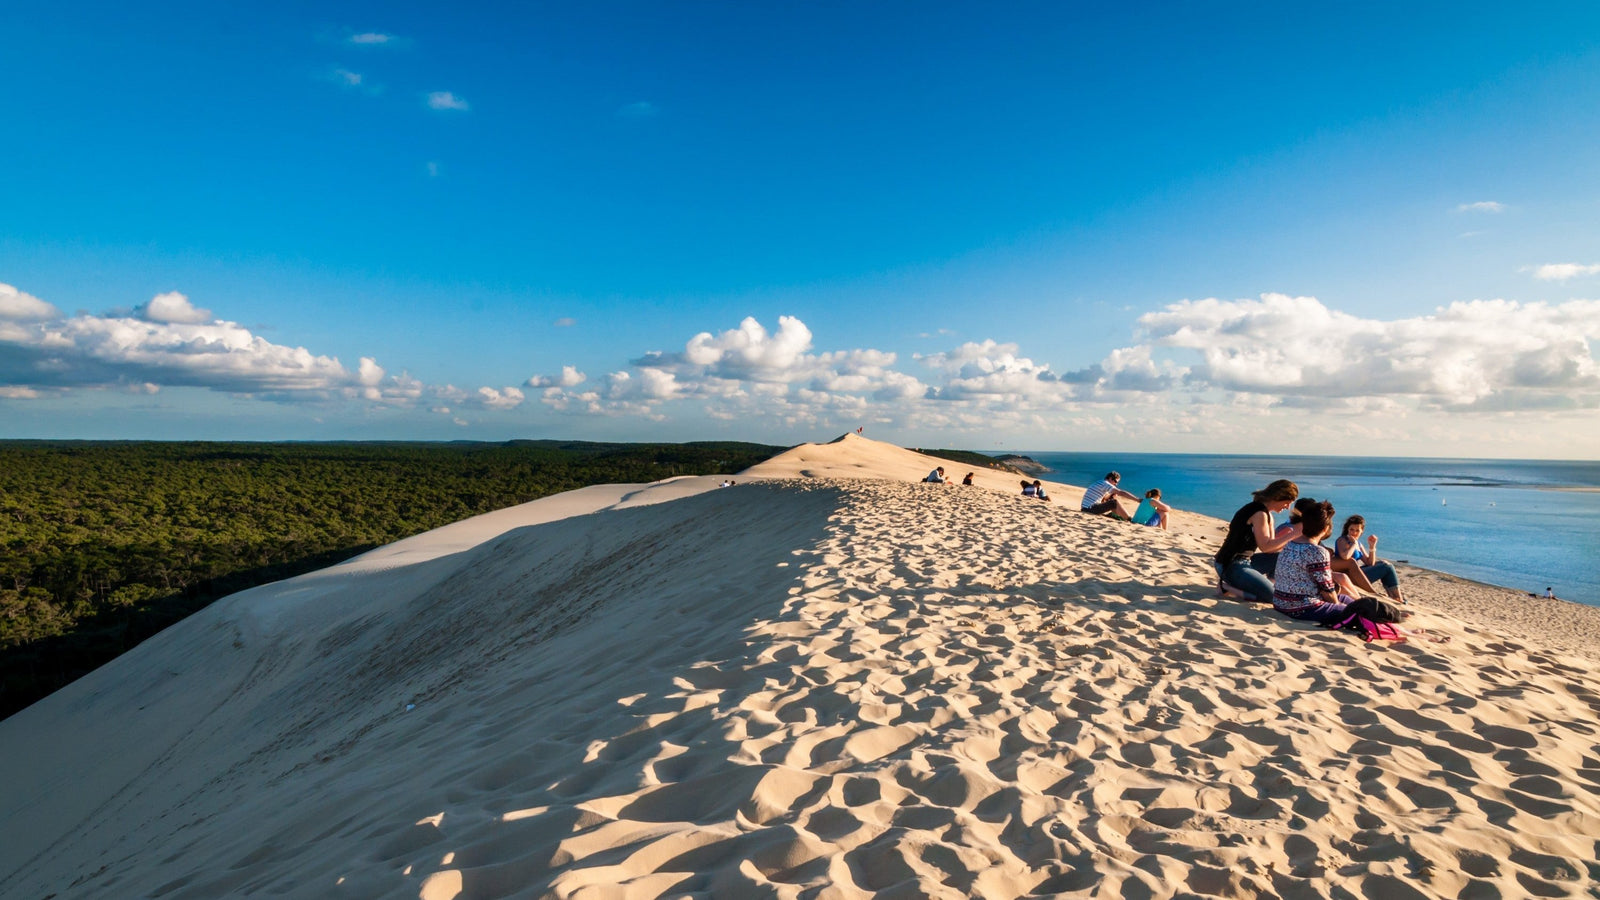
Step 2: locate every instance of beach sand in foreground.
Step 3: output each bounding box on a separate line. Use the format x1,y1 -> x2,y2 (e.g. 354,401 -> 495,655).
3,434 -> 1599,899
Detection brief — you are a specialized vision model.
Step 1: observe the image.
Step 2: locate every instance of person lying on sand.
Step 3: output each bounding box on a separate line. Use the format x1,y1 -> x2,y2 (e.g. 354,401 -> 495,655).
1334,515 -> 1406,604
1032,480 -> 1050,501
1214,479 -> 1302,603
924,467 -> 949,484
962,472 -> 974,486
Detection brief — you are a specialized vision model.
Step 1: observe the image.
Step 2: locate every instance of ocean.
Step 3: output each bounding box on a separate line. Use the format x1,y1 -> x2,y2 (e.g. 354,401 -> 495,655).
1018,452 -> 1600,607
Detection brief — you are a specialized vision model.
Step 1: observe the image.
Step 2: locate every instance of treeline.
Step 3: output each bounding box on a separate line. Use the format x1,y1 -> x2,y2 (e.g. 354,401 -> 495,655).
912,449 -> 1024,475
0,439 -> 784,719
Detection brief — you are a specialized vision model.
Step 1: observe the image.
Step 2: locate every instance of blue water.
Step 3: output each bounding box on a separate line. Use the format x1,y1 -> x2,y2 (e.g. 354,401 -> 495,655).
1018,452 -> 1600,607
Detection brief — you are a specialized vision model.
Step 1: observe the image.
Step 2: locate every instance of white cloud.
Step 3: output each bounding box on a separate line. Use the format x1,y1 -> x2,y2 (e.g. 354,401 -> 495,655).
1138,293 -> 1600,408
426,91 -> 469,111
535,316 -> 1086,423
426,161 -> 440,177
348,32 -> 398,45
0,283 -> 61,321
136,291 -> 212,324
323,67 -> 383,96
682,316 -> 816,381
1529,263 -> 1600,282
0,286 -> 440,407
528,365 -> 586,388
553,317 -> 576,327
476,386 -> 525,410
1456,200 -> 1504,213
608,368 -> 679,401
0,386 -> 41,399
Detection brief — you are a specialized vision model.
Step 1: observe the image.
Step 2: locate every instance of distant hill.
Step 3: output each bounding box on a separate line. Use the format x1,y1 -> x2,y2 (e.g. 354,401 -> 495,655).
911,448 -> 1026,475
995,454 -> 1051,474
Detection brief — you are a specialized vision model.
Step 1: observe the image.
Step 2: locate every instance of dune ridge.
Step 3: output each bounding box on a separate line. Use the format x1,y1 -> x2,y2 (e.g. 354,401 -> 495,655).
3,436 -> 1600,898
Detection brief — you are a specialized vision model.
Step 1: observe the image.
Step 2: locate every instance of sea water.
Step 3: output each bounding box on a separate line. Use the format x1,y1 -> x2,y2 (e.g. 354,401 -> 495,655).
1020,453 -> 1600,607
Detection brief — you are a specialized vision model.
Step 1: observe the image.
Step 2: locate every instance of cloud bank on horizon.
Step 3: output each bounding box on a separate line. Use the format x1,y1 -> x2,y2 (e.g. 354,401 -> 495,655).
4,281 -> 1596,453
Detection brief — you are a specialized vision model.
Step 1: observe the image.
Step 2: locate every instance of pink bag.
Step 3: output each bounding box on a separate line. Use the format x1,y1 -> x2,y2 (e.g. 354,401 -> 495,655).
1359,619 -> 1406,642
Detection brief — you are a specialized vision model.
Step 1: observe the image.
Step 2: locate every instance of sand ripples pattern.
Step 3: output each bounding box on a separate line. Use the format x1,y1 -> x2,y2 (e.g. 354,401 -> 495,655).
6,475 -> 1600,899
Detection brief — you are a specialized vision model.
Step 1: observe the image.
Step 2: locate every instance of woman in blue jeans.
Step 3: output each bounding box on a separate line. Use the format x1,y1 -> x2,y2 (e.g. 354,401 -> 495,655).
1214,479 -> 1302,603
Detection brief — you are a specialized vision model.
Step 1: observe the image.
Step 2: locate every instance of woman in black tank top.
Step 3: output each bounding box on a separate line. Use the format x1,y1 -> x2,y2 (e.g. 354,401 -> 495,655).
1215,479 -> 1301,603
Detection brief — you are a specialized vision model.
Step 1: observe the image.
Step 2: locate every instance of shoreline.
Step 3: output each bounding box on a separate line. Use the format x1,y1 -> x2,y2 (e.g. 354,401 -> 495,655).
1010,449 -> 1600,609
1144,487 -> 1600,646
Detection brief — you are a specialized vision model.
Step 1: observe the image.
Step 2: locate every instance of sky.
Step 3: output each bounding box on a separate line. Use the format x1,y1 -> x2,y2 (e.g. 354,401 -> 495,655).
4,2 -> 1600,458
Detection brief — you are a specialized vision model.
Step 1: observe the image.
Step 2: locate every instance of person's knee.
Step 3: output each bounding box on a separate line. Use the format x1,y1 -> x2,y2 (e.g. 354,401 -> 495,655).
1373,563 -> 1399,589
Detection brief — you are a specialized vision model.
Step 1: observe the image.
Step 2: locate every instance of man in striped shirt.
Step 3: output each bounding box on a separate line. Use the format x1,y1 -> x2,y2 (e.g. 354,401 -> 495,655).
1080,471 -> 1137,519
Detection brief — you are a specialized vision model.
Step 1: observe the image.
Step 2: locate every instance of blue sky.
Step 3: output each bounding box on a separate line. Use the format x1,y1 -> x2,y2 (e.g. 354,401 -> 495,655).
4,2 -> 1600,457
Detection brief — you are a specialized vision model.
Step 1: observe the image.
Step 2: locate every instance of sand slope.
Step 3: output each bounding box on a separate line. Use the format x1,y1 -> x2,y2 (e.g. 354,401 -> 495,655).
4,437 -> 1600,899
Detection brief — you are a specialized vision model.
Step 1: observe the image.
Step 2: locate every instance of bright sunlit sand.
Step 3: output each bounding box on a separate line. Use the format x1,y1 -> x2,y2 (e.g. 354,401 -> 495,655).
4,435 -> 1599,899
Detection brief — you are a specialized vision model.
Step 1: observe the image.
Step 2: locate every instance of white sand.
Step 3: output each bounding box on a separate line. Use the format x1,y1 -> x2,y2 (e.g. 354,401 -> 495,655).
3,435 -> 1599,899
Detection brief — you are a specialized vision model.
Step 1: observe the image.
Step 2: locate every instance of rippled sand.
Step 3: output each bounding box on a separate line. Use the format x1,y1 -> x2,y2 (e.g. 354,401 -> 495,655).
3,435 -> 1599,899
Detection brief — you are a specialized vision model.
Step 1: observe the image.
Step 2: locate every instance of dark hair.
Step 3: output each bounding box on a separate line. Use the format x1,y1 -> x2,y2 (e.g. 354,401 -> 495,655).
1289,497 -> 1318,522
1341,515 -> 1365,537
1300,500 -> 1335,539
1145,488 -> 1161,499
1252,479 -> 1299,503
1105,471 -> 1120,482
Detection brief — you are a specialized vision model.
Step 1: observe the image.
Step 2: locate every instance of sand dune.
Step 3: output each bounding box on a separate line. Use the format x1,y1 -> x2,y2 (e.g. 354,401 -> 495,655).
4,436 -> 1600,899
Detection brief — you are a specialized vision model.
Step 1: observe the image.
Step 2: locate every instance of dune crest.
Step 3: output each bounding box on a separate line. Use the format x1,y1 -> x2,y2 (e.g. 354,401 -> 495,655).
4,439 -> 1600,899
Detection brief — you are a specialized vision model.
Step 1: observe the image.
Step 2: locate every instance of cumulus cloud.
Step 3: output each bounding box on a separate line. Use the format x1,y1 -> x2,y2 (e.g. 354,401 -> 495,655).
1138,293 -> 1600,408
534,315 -> 1103,424
426,91 -> 469,111
0,286 -> 495,410
476,386 -> 525,410
1529,263 -> 1600,282
0,283 -> 61,321
680,316 -> 816,380
1457,201 -> 1504,213
136,291 -> 212,324
528,366 -> 586,388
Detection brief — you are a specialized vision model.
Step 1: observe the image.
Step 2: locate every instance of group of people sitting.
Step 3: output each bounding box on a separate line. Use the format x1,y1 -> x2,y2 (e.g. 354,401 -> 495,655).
923,467 -> 976,486
926,467 -> 1174,530
1079,471 -> 1170,530
925,463 -> 1428,640
1215,479 -> 1435,639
